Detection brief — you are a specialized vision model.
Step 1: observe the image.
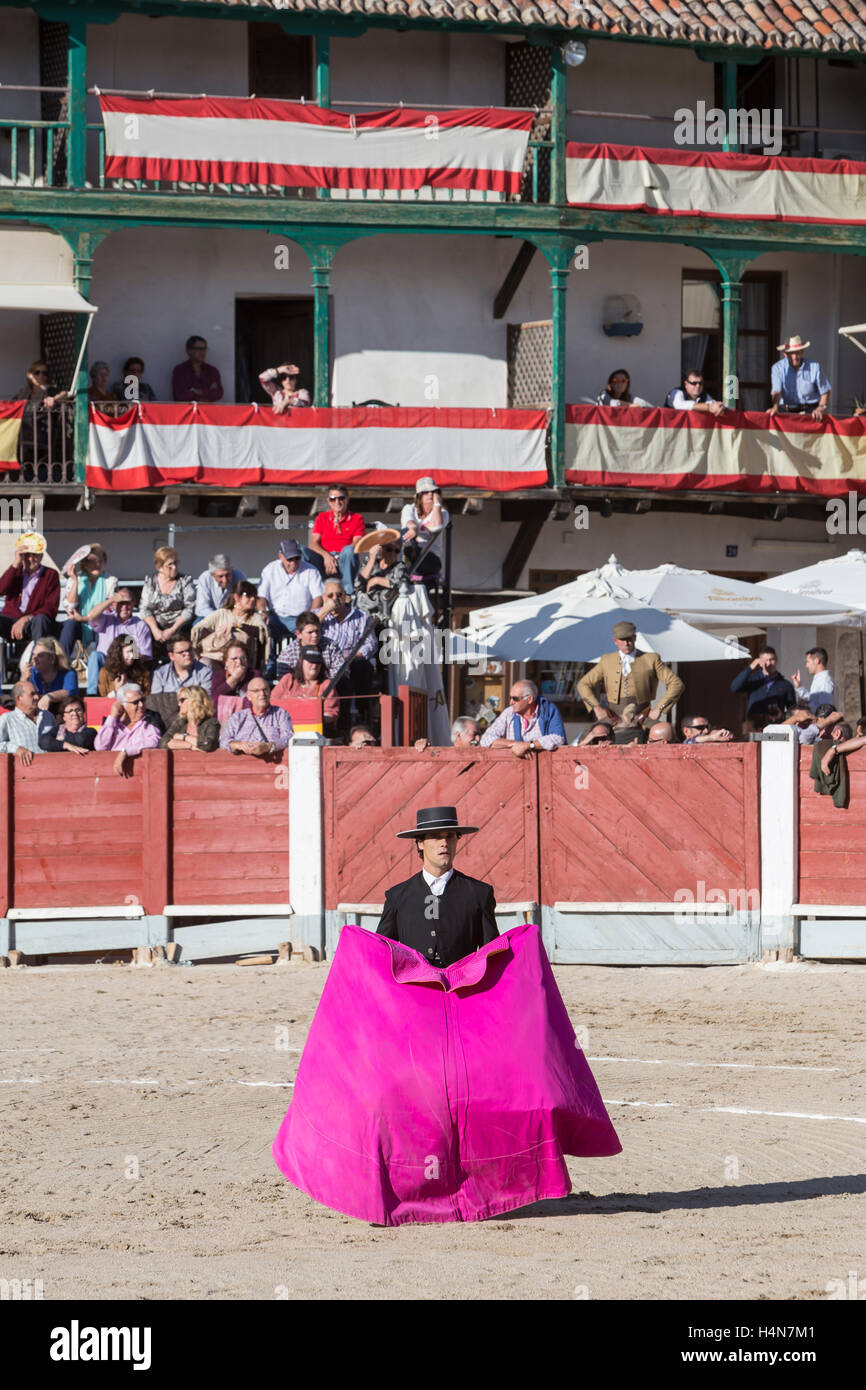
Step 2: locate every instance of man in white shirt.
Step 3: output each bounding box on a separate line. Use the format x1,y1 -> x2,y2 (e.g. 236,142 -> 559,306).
194,553 -> 246,621
0,681 -> 52,763
257,539 -> 324,677
667,372 -> 725,417
792,647 -> 839,714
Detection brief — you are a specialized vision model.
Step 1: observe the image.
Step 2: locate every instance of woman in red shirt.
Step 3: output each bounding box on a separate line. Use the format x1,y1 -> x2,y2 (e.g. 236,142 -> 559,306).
272,647 -> 339,737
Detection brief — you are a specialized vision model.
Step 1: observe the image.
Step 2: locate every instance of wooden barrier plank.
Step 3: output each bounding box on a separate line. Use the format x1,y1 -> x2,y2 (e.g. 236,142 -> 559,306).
142,751 -> 171,916
798,747 -> 866,905
0,756 -> 12,916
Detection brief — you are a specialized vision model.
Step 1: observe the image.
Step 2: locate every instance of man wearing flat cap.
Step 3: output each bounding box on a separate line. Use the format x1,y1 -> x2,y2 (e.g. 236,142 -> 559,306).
377,806 -> 498,967
577,620 -> 684,727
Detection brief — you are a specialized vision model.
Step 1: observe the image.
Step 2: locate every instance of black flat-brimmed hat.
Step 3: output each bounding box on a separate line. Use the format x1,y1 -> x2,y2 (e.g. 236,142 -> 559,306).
396,805 -> 478,839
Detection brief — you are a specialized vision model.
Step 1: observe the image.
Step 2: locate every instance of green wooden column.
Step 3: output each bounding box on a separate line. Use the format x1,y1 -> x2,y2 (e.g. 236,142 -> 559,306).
550,43 -> 566,206
708,249 -> 752,409
67,19 -> 88,189
315,35 -> 330,202
68,229 -> 106,484
536,235 -> 572,487
296,239 -> 340,407
721,60 -> 738,153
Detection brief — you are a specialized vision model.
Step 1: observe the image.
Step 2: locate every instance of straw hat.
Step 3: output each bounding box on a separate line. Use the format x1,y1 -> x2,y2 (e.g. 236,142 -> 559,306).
777,334 -> 810,353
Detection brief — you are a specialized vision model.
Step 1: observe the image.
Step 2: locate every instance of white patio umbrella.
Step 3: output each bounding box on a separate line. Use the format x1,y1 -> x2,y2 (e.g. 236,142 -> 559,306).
756,549 -> 866,620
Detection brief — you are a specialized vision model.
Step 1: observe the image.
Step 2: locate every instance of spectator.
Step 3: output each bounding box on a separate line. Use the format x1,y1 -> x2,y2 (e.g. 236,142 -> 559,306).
259,363 -> 311,412
171,335 -> 224,403
401,478 -> 450,583
111,356 -> 156,404
610,701 -> 647,745
647,721 -> 675,744
348,724 -> 378,748
39,694 -> 96,755
258,539 -> 324,675
151,636 -> 213,695
319,578 -> 377,717
138,546 -> 196,661
355,535 -> 404,628
273,647 -> 340,731
159,687 -> 220,753
784,703 -> 843,746
192,580 -> 269,673
305,485 -> 366,593
574,721 -> 616,746
276,611 -> 339,680
15,359 -> 66,410
84,588 -> 152,695
666,372 -> 724,417
770,335 -> 830,421
58,542 -> 117,662
730,647 -> 796,730
0,532 -> 60,648
193,553 -> 247,622
97,635 -> 152,698
0,680 -> 52,763
87,361 -> 118,406
480,679 -> 565,758
822,722 -> 866,775
220,677 -> 294,757
23,637 -> 78,711
14,361 -> 67,466
94,682 -> 161,776
681,715 -> 733,744
792,647 -> 839,714
210,643 -> 260,706
577,621 -> 684,726
596,369 -> 652,408
415,715 -> 481,751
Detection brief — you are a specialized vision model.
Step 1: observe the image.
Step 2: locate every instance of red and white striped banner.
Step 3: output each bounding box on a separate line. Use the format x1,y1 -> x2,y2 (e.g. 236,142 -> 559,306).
99,96 -> 533,194
566,142 -> 866,225
566,405 -> 866,496
87,404 -> 548,491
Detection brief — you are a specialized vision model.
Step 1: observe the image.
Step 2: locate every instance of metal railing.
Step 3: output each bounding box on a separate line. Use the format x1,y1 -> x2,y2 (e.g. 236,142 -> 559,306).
0,402 -> 76,486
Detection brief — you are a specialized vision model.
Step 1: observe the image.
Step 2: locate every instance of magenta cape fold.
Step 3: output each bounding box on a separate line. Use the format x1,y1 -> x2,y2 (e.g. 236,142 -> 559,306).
272,923 -> 622,1226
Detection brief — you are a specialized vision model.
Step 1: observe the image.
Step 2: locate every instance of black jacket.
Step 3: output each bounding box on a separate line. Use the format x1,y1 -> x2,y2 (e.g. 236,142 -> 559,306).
377,868 -> 499,968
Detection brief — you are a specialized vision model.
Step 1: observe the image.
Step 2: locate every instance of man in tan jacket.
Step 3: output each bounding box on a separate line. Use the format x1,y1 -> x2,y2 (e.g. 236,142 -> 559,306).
577,620 -> 684,726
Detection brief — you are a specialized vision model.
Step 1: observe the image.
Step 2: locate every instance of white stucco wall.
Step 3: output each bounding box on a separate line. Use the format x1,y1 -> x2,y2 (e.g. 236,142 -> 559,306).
566,40 -> 714,149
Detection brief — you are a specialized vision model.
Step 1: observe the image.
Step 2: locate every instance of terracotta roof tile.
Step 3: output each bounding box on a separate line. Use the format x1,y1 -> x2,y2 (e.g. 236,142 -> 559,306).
178,0 -> 866,55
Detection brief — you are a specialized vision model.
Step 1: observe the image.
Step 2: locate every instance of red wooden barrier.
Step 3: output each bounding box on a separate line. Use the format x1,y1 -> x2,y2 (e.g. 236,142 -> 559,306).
323,746 -> 539,910
798,745 -> 866,905
538,743 -> 760,904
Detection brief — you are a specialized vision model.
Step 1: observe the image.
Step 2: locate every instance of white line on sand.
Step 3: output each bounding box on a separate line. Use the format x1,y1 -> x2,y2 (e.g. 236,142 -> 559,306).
589,1056 -> 841,1073
604,1099 -> 866,1125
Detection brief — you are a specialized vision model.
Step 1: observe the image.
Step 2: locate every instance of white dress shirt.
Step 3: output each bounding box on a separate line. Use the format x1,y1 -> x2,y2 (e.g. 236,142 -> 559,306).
422,867 -> 454,897
619,650 -> 635,679
796,668 -> 838,714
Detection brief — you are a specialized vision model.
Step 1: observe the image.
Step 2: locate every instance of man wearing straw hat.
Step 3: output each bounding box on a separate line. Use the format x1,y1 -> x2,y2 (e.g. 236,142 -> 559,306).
377,806 -> 498,967
769,334 -> 831,421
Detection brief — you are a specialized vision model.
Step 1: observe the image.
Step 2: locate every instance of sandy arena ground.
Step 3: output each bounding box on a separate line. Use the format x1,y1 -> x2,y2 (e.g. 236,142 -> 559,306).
2,956 -> 864,1301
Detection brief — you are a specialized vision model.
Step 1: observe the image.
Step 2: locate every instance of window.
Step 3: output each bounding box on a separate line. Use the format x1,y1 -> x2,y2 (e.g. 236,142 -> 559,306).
681,271 -> 781,410
248,26 -> 313,100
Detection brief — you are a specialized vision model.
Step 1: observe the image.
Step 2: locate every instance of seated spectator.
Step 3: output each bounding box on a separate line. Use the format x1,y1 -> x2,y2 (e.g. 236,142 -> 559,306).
305,485 -> 365,594
85,588 -> 152,695
94,682 -> 161,776
0,532 -> 60,646
0,680 -> 52,763
415,715 -> 482,752
259,363 -> 311,412
400,478 -> 450,583
611,702 -> 647,745
258,540 -> 324,676
273,647 -> 339,731
192,580 -> 269,672
276,611 -> 339,680
98,635 -> 153,698
138,546 -> 196,662
480,680 -> 566,758
39,694 -> 96,755
210,643 -> 260,706
792,647 -> 839,714
220,677 -> 294,757
730,647 -> 796,731
318,578 -> 377,722
647,721 -> 675,744
22,637 -> 78,711
681,715 -> 733,744
769,335 -> 830,421
666,372 -> 724,417
355,536 -> 404,629
193,553 -> 247,622
111,356 -> 157,404
159,687 -> 220,753
784,703 -> 843,746
87,361 -> 118,406
573,721 -> 616,746
58,543 -> 117,664
596,368 -> 652,408
821,720 -> 866,775
172,335 -> 223,403
348,723 -> 378,748
151,636 -> 213,695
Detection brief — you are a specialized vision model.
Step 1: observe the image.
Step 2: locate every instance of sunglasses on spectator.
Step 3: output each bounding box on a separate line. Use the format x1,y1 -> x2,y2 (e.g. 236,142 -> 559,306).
329,494 -> 347,502
687,378 -> 703,386
688,723 -> 710,732
509,693 -> 528,703
126,697 -> 144,706
32,369 -> 48,377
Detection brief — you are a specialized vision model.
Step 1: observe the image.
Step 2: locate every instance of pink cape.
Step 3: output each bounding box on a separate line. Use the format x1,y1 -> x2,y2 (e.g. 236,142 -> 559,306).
272,923 -> 622,1225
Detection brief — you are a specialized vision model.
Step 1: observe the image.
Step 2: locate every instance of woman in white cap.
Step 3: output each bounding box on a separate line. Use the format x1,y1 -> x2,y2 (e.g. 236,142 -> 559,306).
400,477 -> 450,583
